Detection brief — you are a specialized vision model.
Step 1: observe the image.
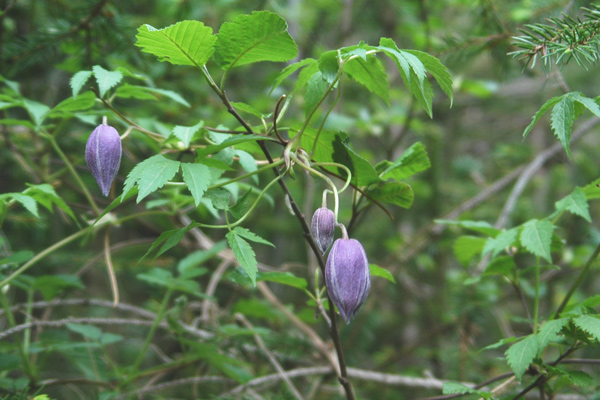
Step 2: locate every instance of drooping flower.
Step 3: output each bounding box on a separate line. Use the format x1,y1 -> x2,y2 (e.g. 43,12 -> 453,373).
325,238 -> 371,324
85,124 -> 122,197
311,207 -> 336,254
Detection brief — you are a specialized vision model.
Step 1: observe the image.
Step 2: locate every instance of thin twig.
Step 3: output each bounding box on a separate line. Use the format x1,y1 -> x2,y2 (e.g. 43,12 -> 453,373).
103,229 -> 119,306
236,313 -> 305,400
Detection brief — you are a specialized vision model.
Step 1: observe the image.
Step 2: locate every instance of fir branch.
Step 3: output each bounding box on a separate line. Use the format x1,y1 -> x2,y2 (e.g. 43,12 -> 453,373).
510,5 -> 600,69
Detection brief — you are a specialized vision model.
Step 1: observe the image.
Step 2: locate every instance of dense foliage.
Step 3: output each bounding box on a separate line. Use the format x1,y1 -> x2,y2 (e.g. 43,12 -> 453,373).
1,1 -> 600,400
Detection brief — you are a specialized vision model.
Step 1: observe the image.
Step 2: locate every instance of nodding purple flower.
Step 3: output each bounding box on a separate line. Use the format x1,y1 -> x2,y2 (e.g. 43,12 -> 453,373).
311,207 -> 335,254
325,238 -> 371,324
85,124 -> 122,197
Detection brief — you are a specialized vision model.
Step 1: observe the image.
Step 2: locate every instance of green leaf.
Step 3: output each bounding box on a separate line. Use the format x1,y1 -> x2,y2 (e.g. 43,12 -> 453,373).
135,21 -> 217,67
369,264 -> 396,283
256,271 -> 307,290
66,323 -> 102,341
435,219 -> 500,236
137,268 -> 172,288
23,99 -> 50,129
232,227 -> 274,247
482,256 -> 516,277
367,181 -> 413,208
33,274 -> 84,300
181,163 -> 210,206
7,193 -> 39,217
122,155 -> 181,202
505,334 -> 539,380
177,242 -> 226,275
573,315 -> 600,342
482,228 -> 519,258
304,71 -> 328,117
550,95 -> 576,158
27,183 -> 76,221
142,87 -> 191,107
49,91 -> 95,116
270,58 -> 317,93
537,318 -> 569,351
172,121 -> 204,149
523,95 -> 563,139
196,134 -> 272,157
214,11 -> 298,71
555,187 -> 591,222
318,51 -> 340,84
442,382 -> 478,395
0,250 -> 33,265
344,56 -> 390,105
379,142 -> 431,180
142,224 -> 195,261
230,101 -> 269,119
453,236 -> 487,266
406,49 -> 454,105
227,231 -> 258,285
92,65 -> 123,98
519,219 -> 553,262
70,70 -> 93,98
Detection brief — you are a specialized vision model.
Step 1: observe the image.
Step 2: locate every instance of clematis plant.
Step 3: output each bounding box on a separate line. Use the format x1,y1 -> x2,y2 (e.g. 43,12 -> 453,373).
85,122 -> 122,197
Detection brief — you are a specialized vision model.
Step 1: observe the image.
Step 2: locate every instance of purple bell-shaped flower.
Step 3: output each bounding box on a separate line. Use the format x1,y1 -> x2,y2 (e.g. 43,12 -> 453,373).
85,123 -> 122,197
325,237 -> 371,324
311,207 -> 335,254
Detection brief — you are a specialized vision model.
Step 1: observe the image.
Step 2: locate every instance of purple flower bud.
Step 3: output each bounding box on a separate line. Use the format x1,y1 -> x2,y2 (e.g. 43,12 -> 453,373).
85,124 -> 122,197
311,207 -> 335,254
325,238 -> 371,324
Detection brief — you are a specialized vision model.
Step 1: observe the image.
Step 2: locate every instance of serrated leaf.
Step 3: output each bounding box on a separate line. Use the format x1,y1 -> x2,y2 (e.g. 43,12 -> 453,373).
23,99 -> 50,129
482,228 -> 519,257
233,227 -> 274,247
27,183 -> 76,221
523,95 -> 563,139
442,382 -> 478,395
319,51 -> 339,84
555,187 -> 591,222
70,70 -> 93,98
49,91 -> 95,116
519,219 -> 553,262
230,102 -> 267,119
406,49 -> 453,105
550,96 -> 575,158
136,21 -> 217,67
304,71 -> 328,117
270,58 -> 317,93
143,87 -> 191,107
367,181 -> 413,208
92,65 -> 123,98
453,236 -> 487,266
122,155 -> 181,203
573,315 -> 600,341
344,55 -> 390,105
7,193 -> 39,217
227,231 -> 258,285
172,121 -> 204,148
482,256 -> 516,277
256,271 -> 307,290
369,264 -> 396,283
66,323 -> 103,341
505,334 -> 539,380
181,162 -> 210,206
537,318 -> 569,351
142,224 -> 195,261
435,219 -> 500,236
214,11 -> 298,71
379,142 -> 431,180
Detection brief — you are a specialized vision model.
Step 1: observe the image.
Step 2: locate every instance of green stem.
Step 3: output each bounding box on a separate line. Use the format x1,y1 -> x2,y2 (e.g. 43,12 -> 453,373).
207,158 -> 286,190
533,256 -> 540,334
310,77 -> 343,156
0,291 -> 35,380
44,133 -> 101,215
554,240 -> 600,318
0,211 -> 170,289
291,154 -> 341,222
127,287 -> 173,380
